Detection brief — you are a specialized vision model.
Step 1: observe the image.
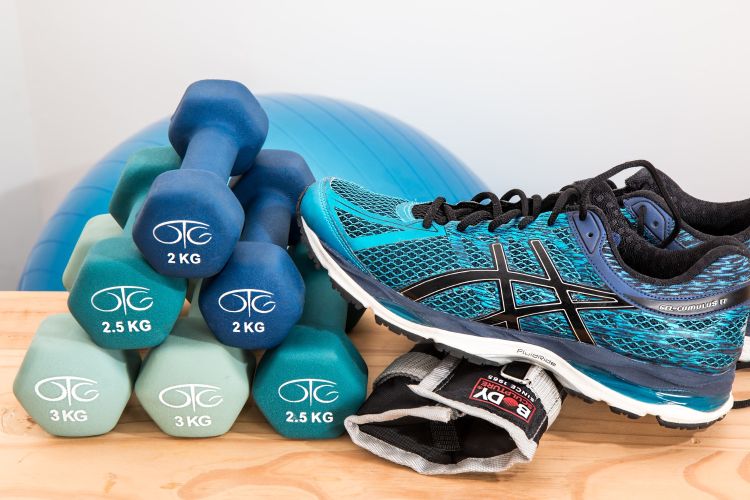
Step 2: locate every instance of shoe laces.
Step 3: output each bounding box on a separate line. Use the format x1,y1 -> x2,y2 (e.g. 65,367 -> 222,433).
416,159 -> 684,248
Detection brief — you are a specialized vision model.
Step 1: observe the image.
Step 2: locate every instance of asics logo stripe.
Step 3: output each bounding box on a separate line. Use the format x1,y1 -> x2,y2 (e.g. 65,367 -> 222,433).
402,240 -> 634,344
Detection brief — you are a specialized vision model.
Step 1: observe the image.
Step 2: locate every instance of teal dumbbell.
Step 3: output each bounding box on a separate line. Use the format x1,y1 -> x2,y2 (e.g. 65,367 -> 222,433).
68,147 -> 188,349
134,285 -> 255,437
252,245 -> 368,439
13,315 -> 140,437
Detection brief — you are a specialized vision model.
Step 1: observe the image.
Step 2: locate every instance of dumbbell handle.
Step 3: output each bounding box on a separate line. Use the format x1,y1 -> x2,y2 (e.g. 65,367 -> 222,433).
181,128 -> 239,174
292,246 -> 348,332
241,190 -> 294,246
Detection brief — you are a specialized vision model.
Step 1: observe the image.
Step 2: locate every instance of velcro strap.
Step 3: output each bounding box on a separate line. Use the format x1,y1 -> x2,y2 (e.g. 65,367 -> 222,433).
413,357 -> 563,442
345,343 -> 565,475
429,421 -> 461,451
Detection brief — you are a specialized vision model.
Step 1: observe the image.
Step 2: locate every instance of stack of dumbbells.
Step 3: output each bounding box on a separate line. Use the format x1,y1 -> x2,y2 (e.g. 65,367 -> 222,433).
13,80 -> 368,439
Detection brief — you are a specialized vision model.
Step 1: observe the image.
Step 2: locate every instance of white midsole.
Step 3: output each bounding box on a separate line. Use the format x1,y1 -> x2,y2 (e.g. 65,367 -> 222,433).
740,337 -> 750,362
302,218 -> 733,425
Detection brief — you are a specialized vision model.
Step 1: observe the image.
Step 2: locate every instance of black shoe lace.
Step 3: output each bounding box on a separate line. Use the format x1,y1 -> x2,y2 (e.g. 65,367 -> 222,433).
417,160 -> 684,248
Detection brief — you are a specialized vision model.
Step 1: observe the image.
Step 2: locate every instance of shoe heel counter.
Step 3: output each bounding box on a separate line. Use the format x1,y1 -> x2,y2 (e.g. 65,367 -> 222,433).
654,251 -> 750,373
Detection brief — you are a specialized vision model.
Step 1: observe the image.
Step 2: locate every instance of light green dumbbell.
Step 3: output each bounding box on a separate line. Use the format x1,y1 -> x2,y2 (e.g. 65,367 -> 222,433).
62,214 -> 122,290
13,315 -> 140,437
134,285 -> 255,438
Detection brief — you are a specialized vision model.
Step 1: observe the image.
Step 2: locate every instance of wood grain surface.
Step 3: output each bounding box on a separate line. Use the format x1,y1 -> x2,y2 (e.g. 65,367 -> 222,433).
0,291 -> 749,499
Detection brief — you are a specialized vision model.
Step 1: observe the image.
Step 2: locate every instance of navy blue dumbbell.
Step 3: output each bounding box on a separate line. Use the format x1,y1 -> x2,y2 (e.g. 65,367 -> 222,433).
133,80 -> 269,278
199,150 -> 314,349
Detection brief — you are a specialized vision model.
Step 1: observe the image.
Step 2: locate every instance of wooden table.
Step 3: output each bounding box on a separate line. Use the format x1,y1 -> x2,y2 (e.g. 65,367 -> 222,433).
1,292 -> 749,499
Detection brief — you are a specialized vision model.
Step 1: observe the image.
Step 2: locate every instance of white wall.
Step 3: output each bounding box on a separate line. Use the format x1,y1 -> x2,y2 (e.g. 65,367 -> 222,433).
2,0 -> 750,288
0,0 -> 41,288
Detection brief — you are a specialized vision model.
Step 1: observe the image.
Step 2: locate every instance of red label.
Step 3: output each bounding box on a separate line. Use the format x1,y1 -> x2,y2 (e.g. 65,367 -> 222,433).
468,377 -> 537,423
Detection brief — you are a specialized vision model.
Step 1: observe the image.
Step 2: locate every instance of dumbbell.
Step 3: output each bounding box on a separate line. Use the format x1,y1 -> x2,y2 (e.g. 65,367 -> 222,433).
14,219 -> 142,437
62,214 -> 121,290
135,284 -> 255,438
68,147 -> 187,349
199,150 -> 313,349
253,245 -> 368,439
14,315 -> 140,437
133,80 -> 269,278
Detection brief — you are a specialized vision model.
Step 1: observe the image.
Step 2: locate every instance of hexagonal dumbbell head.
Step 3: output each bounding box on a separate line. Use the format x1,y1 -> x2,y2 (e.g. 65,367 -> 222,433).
67,147 -> 187,349
132,80 -> 269,278
252,245 -> 368,439
62,214 -> 121,290
13,314 -> 140,437
199,150 -> 314,349
135,310 -> 255,438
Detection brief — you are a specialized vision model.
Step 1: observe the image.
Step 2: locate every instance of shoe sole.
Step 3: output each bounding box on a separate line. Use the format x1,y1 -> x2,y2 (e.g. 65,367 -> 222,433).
300,217 -> 732,429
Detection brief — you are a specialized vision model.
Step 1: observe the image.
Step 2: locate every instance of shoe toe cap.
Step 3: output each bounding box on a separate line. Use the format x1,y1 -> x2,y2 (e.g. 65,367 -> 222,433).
299,177 -> 360,264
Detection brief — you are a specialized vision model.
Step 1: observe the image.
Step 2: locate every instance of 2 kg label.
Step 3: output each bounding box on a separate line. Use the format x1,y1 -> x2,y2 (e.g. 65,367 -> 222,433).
167,252 -> 201,265
232,321 -> 265,334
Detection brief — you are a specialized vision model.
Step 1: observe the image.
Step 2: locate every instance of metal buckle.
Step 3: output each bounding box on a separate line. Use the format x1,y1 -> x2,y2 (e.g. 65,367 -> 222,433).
500,363 -> 531,386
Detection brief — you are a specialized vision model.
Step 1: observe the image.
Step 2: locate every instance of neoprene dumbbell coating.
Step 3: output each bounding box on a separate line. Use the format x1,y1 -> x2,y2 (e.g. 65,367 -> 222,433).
62,214 -> 121,291
14,315 -> 140,437
133,80 -> 269,278
252,245 -> 368,439
68,148 -> 187,349
135,286 -> 255,438
199,150 -> 313,349
16,221 -> 142,437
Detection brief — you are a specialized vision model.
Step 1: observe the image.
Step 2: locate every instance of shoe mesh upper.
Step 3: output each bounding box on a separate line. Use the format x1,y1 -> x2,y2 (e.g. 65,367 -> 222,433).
313,178 -> 750,374
518,312 -> 577,340
355,236 -> 458,290
336,209 -> 398,238
602,244 -> 750,297
331,178 -> 405,218
420,282 -> 501,319
581,307 -> 749,371
512,283 -> 559,306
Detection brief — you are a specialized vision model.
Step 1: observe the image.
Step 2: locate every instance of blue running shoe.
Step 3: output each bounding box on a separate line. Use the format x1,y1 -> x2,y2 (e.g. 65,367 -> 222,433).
614,161 -> 750,364
299,163 -> 750,428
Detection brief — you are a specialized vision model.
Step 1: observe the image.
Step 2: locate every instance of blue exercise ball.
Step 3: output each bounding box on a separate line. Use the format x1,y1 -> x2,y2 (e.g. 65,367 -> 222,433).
19,94 -> 487,291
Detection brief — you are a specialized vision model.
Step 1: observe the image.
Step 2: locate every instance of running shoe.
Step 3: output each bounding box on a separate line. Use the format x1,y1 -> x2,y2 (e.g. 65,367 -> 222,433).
298,162 -> 750,428
613,161 -> 750,364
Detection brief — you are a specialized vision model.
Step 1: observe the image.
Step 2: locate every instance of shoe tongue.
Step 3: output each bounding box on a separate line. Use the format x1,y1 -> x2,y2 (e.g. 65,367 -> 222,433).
624,167 -> 679,195
572,177 -> 633,236
625,168 -> 657,191
584,178 -> 622,215
568,177 -> 620,212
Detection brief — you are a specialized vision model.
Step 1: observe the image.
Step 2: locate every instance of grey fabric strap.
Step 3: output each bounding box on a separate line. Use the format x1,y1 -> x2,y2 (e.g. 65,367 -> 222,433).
373,351 -> 441,386
345,346 -> 565,475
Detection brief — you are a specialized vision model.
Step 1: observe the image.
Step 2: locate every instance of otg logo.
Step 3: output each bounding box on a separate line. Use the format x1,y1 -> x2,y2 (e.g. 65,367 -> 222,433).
218,289 -> 276,316
158,384 -> 224,412
90,286 -> 153,315
152,220 -> 212,248
34,376 -> 100,406
278,379 -> 339,406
